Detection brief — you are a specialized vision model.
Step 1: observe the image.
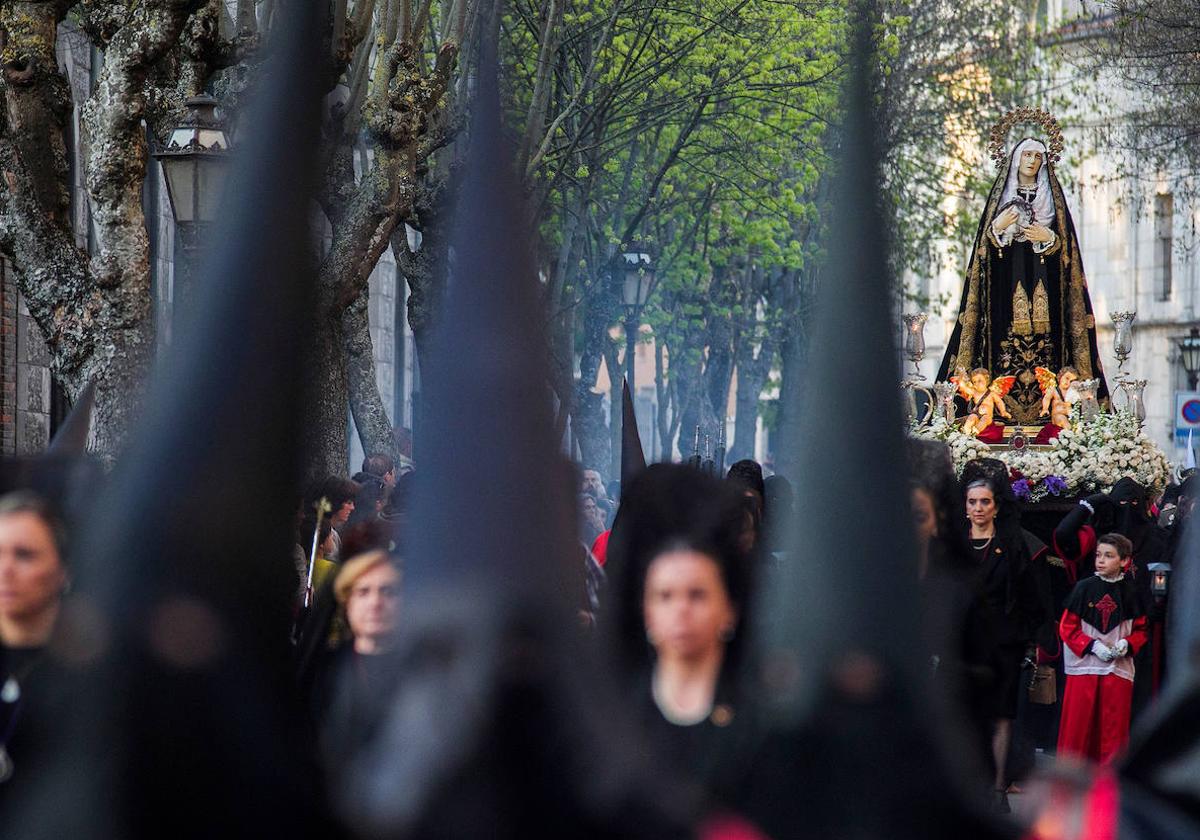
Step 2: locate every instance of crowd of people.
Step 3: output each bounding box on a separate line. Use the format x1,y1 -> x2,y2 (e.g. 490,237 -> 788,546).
0,441 -> 1193,834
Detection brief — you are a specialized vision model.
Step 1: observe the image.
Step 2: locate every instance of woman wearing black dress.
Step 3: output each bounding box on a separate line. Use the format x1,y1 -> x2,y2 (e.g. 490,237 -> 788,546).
605,464 -> 762,821
961,470 -> 1052,811
0,492 -> 70,806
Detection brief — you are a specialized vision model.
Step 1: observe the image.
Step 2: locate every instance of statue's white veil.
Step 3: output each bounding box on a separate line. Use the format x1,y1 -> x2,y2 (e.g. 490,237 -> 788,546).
998,138 -> 1054,226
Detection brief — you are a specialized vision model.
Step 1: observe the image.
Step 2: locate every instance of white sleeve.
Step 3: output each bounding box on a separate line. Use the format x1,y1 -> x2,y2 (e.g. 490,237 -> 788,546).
1031,229 -> 1057,253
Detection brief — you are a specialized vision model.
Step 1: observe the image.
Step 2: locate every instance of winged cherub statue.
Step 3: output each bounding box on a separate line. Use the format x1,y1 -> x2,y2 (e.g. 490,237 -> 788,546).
953,367 -> 1016,437
1036,366 -> 1079,430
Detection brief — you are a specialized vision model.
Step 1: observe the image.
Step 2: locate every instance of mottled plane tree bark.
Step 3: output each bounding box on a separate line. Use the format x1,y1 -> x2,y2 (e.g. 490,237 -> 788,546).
310,0 -> 476,477
0,0 -> 226,460
0,0 -> 475,475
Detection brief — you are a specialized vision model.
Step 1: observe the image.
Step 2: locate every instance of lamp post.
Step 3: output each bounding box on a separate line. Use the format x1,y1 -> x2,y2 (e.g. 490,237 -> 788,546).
153,95 -> 232,317
1179,327 -> 1200,390
617,244 -> 655,393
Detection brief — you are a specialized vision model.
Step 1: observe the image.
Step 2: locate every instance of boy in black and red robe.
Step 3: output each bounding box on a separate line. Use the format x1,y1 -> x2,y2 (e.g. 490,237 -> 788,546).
1057,532 -> 1148,764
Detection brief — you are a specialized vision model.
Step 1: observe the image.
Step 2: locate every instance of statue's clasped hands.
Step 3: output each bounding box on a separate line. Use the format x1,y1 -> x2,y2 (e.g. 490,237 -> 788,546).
995,207 -> 1021,229
1021,223 -> 1054,243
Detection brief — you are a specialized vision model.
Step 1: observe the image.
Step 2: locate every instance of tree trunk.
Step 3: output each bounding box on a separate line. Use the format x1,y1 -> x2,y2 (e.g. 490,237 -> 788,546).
729,338 -> 774,464
702,266 -> 736,424
0,3 -> 195,460
394,201 -> 448,455
654,337 -> 672,460
573,296 -> 611,476
345,293 -> 399,463
395,200 -> 447,362
547,302 -> 574,448
775,271 -> 814,481
306,309 -> 350,480
604,338 -> 621,482
674,345 -> 714,462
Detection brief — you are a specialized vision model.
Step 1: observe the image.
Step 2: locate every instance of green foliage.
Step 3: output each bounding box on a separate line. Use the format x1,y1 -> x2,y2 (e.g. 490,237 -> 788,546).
501,1 -> 846,427
497,1 -> 1040,454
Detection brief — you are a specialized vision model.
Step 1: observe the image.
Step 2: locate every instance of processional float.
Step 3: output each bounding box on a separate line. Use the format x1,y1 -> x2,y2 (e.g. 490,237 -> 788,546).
903,108 -> 1170,503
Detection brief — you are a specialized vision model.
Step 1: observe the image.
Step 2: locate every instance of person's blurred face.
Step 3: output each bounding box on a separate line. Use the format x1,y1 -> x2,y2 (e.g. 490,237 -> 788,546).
580,496 -> 605,534
383,468 -> 397,489
966,485 -> 997,530
1095,543 -> 1125,577
334,500 -> 354,527
643,549 -> 736,663
346,563 -> 401,645
743,489 -> 764,521
582,470 -> 606,499
0,512 -> 66,625
911,488 -> 938,549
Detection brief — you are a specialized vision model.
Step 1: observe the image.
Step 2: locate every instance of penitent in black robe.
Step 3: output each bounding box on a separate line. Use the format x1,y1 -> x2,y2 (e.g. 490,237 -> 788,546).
937,138 -> 1109,424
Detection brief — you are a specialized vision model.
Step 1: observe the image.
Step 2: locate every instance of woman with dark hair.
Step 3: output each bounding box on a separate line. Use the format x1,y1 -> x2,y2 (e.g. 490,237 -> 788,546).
959,461 -> 1052,811
0,491 -> 71,801
605,464 -> 760,817
345,478 -> 387,530
305,477 -> 360,563
908,442 -> 1004,803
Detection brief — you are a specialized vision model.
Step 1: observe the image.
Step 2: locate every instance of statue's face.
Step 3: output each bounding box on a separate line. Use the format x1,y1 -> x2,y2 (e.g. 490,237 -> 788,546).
1060,371 -> 1078,390
971,372 -> 989,391
1018,149 -> 1044,180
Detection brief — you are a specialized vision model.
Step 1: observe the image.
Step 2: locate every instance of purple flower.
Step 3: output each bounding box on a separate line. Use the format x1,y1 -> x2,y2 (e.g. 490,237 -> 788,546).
1012,478 -> 1032,500
1044,475 -> 1068,496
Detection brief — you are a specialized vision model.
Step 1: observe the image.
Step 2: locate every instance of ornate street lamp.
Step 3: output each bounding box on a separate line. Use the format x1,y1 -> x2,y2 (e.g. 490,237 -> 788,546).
617,244 -> 656,393
153,95 -> 232,312
1178,327 -> 1200,390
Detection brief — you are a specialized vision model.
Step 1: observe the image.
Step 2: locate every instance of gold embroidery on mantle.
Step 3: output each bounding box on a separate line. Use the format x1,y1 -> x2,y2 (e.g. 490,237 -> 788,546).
1033,280 -> 1050,334
1013,286 -> 1033,336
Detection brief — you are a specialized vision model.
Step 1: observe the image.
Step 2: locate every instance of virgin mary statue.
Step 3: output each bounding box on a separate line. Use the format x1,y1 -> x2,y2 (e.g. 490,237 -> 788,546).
937,114 -> 1108,425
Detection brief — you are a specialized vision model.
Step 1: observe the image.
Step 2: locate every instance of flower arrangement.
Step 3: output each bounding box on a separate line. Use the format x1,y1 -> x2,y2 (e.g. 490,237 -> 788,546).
1049,406 -> 1172,496
1010,471 -> 1068,503
910,406 -> 1172,499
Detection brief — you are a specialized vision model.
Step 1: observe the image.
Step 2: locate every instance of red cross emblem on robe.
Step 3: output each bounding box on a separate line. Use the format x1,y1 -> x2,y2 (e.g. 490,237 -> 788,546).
1094,594 -> 1118,633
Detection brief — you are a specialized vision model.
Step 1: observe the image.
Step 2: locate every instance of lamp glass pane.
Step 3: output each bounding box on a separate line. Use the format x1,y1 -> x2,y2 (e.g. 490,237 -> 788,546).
1183,339 -> 1200,376
196,159 -> 230,223
197,129 -> 228,150
162,157 -> 197,223
169,127 -> 197,148
622,270 -> 643,307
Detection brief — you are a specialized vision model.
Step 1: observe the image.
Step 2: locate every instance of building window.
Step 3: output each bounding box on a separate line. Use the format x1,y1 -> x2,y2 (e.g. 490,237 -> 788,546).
1155,193 -> 1173,301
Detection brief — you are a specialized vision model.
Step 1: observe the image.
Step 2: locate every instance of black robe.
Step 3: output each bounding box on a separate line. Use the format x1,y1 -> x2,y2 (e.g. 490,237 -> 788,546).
1063,574 -> 1147,642
937,139 -> 1109,423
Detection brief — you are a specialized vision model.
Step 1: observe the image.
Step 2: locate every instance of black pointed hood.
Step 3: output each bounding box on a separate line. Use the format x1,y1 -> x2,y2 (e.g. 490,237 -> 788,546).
621,377 -> 647,487
46,379 -> 95,455
8,6 -> 327,838
331,17 -> 692,839
749,4 -> 1004,837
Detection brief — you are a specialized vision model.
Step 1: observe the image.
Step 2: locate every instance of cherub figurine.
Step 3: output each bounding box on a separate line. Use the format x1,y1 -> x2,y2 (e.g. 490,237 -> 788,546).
1035,366 -> 1079,430
952,367 -> 1015,437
